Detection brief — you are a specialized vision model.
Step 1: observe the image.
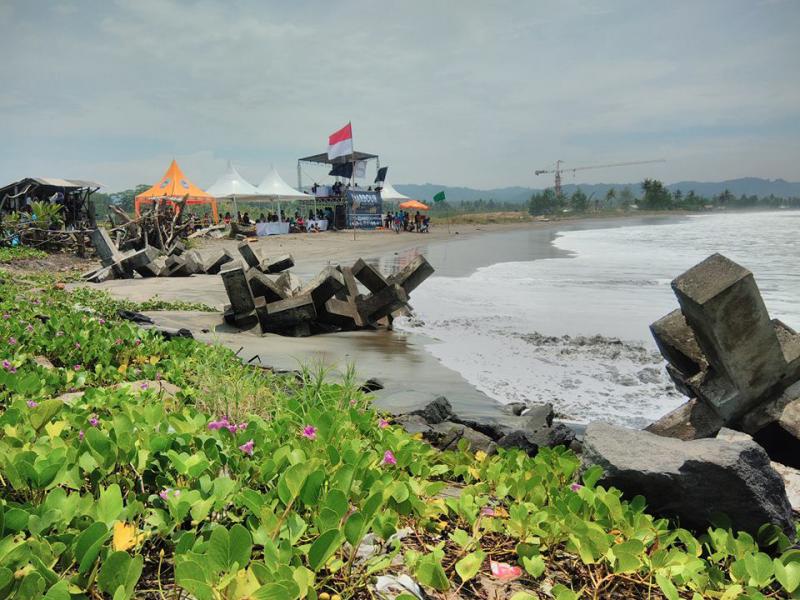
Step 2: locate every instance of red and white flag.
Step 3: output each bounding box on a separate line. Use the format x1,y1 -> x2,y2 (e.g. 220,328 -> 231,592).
328,122 -> 353,160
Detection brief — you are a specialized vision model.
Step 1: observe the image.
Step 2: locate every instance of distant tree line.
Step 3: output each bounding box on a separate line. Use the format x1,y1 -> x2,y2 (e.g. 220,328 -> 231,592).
528,179 -> 800,215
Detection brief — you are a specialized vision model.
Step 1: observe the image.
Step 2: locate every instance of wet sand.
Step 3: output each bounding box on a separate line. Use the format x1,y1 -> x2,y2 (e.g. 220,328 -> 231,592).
142,310 -> 505,420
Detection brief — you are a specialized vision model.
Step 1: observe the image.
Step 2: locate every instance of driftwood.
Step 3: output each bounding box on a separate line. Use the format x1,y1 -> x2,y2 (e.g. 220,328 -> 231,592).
109,196 -> 192,253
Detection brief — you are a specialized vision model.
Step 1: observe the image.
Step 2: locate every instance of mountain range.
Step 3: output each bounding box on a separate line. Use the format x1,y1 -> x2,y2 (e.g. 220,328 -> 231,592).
393,178 -> 800,204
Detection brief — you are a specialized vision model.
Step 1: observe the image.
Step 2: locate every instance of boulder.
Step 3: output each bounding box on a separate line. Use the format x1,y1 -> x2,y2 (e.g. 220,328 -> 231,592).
408,395 -> 454,425
393,414 -> 432,436
425,422 -> 494,453
646,398 -> 723,440
582,422 -> 794,536
497,430 -> 539,456
359,378 -> 384,393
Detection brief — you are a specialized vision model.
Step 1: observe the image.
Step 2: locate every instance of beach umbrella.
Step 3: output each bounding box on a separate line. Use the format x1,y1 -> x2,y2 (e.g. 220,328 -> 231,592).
399,199 -> 430,210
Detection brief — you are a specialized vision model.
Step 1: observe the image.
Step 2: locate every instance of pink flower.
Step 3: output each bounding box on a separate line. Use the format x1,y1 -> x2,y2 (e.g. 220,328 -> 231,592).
26,400 -> 38,408
74,342 -> 81,349
89,416 -> 99,427
226,423 -> 238,433
32,299 -> 40,305
378,419 -> 390,429
490,560 -> 522,580
98,319 -> 106,325
207,417 -> 229,431
140,382 -> 149,390
349,398 -> 357,406
570,483 -> 583,492
78,430 -> 85,440
1,360 -> 11,370
26,324 -> 33,333
481,507 -> 495,517
114,338 -> 123,345
2,313 -> 9,319
73,364 -> 81,371
159,488 -> 171,500
382,450 -> 397,466
134,339 -> 141,346
239,439 -> 255,456
8,337 -> 16,346
302,425 -> 317,440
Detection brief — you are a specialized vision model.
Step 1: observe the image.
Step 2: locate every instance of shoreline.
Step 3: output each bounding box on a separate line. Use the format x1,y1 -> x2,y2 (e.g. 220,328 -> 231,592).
82,212 -> 691,423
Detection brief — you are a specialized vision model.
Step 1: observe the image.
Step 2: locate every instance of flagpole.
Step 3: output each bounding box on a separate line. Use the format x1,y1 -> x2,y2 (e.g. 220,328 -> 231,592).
350,121 -> 357,241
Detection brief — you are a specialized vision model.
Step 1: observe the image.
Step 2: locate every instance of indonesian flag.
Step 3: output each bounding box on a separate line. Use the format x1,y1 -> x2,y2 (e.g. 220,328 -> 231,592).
328,122 -> 353,160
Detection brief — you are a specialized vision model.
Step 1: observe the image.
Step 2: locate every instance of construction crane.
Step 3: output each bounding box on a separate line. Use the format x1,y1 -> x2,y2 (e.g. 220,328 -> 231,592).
534,159 -> 665,198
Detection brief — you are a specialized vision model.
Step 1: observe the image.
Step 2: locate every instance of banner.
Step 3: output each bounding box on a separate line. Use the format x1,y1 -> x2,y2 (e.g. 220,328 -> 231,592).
346,189 -> 383,229
354,160 -> 367,179
374,166 -> 388,183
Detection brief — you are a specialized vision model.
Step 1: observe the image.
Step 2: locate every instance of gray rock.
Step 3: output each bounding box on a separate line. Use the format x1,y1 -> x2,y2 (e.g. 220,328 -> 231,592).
715,427 -> 753,443
497,430 -> 539,456
425,421 -> 494,453
360,378 -> 384,393
771,462 -> 800,513
522,402 -> 555,426
409,395 -> 453,425
496,422 -> 575,456
646,398 -> 723,440
583,422 -> 794,536
503,402 -> 528,416
393,414 -> 432,436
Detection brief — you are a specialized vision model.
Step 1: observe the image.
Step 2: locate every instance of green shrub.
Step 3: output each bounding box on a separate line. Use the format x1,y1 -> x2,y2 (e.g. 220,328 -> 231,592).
0,274 -> 798,599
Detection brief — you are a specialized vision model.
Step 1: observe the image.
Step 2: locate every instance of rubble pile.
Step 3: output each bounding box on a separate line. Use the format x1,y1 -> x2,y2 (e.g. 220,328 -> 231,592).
221,243 -> 434,337
83,227 -> 239,283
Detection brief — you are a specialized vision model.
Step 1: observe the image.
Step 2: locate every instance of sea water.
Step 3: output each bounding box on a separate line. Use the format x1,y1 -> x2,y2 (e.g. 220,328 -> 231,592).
395,211 -> 800,427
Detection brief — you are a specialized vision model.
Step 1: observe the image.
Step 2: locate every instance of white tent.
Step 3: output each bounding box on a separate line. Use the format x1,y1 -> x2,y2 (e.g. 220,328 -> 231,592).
255,165 -> 313,201
206,161 -> 259,215
255,166 -> 314,225
378,182 -> 411,201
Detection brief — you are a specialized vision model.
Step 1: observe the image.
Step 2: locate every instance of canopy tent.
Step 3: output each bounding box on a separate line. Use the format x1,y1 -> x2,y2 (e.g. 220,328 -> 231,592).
253,166 -> 314,227
399,200 -> 429,210
205,161 -> 259,217
378,182 -> 411,201
135,159 -> 219,223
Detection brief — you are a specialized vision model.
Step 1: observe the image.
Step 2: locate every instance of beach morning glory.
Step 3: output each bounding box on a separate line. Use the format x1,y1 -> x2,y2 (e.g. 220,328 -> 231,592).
378,418 -> 390,429
89,416 -> 99,427
383,450 -> 397,466
570,483 -> 583,492
239,439 -> 255,456
26,400 -> 38,408
302,425 -> 317,440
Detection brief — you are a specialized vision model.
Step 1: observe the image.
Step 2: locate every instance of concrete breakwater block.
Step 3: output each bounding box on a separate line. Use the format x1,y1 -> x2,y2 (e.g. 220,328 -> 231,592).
647,253 -> 800,512
217,255 -> 434,337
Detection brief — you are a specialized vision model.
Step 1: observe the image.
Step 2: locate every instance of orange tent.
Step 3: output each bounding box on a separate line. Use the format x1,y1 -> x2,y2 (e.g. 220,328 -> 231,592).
399,199 -> 430,210
134,159 -> 219,223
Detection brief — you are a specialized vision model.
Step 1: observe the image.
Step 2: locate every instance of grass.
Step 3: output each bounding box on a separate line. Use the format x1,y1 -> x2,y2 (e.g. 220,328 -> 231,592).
0,246 -> 48,263
0,269 -> 798,599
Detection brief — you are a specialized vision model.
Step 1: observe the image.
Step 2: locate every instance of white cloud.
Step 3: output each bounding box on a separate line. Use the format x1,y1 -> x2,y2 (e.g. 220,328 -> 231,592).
0,0 -> 798,189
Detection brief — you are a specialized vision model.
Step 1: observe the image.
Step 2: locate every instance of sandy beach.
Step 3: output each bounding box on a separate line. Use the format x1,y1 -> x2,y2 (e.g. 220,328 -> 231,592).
82,213 -> 693,423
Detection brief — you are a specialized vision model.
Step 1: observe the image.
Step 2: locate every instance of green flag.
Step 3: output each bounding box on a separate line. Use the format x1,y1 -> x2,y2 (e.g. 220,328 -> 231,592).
433,191 -> 446,203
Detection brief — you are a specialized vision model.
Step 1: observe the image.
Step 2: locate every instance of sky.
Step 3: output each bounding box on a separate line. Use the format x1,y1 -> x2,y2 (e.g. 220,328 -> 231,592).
1,0 -> 799,192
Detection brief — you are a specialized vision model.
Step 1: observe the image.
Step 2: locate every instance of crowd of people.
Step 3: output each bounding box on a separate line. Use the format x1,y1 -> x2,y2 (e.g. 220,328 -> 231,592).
384,210 -> 430,233
311,181 -> 383,196
220,207 -> 337,233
